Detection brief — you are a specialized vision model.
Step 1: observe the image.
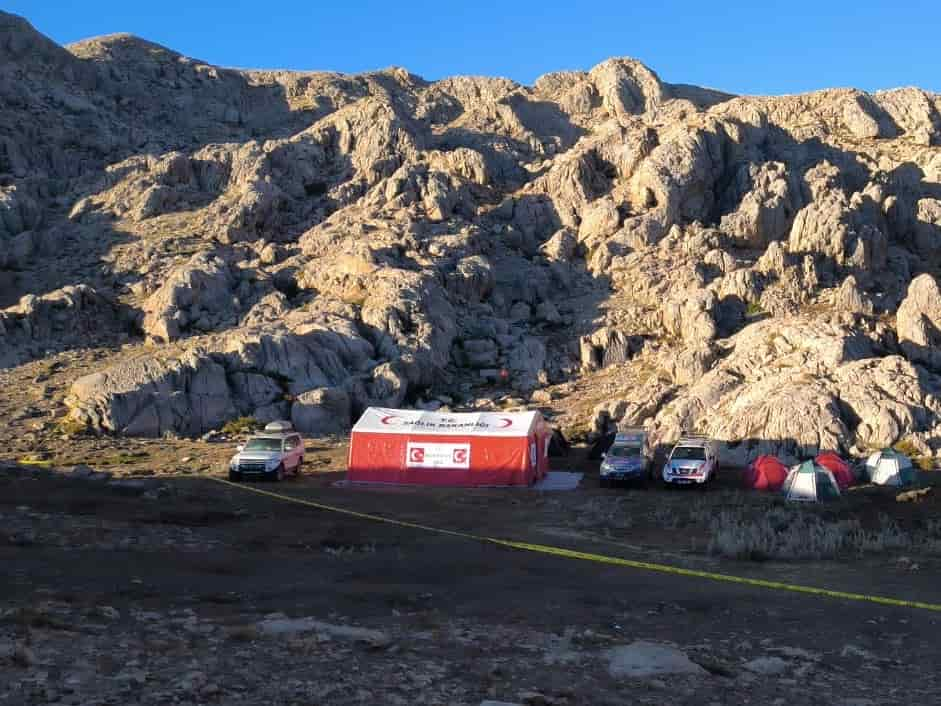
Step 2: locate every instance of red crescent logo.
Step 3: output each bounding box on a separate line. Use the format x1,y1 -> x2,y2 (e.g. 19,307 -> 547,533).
499,418 -> 513,428
381,415 -> 402,425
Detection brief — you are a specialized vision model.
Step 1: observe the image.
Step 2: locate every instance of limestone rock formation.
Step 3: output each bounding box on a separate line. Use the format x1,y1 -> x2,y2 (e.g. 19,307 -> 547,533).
1,10 -> 940,458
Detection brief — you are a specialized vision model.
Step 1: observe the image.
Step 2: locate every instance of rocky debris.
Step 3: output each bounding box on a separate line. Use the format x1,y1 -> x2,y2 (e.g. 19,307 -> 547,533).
256,615 -> 392,648
579,327 -> 638,371
743,656 -> 789,675
0,285 -> 124,368
606,641 -> 708,678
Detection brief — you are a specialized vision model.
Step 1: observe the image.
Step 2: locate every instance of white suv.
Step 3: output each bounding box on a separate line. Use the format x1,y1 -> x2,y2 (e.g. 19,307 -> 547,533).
228,421 -> 305,482
662,436 -> 719,486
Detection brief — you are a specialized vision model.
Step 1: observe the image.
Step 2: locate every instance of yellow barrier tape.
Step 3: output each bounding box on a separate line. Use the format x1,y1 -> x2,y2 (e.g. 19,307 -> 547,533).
210,477 -> 941,613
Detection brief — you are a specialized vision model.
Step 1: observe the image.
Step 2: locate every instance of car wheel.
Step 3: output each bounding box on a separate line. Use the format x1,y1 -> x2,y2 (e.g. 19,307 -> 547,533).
600,478 -> 610,488
295,457 -> 304,477
273,464 -> 284,482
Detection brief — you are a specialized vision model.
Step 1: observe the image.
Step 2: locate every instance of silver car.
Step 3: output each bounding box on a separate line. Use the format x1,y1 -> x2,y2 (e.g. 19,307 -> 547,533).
228,421 -> 305,482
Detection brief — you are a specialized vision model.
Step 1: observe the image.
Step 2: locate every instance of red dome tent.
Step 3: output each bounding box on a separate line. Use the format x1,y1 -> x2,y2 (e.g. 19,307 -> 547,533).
347,407 -> 551,487
815,451 -> 854,489
743,455 -> 788,491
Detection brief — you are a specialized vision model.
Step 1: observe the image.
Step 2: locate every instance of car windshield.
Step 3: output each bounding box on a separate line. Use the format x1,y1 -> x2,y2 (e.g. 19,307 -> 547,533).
609,445 -> 641,458
672,446 -> 706,461
244,438 -> 282,452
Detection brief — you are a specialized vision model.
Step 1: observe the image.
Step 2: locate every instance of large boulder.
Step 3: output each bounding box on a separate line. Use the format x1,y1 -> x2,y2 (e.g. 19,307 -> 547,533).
65,351 -> 236,437
897,274 -> 941,370
0,285 -> 122,368
661,287 -> 718,344
587,58 -> 667,120
291,387 -> 351,435
873,88 -> 941,146
787,171 -> 889,275
719,162 -> 797,248
141,252 -> 238,342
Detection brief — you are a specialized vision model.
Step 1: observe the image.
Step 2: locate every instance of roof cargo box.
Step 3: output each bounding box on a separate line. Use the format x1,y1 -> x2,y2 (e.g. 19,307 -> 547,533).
264,420 -> 294,433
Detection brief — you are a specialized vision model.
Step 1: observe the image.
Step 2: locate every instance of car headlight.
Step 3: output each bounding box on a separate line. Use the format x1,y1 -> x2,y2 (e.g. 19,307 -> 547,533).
229,458 -> 238,469
265,458 -> 281,471
600,462 -> 611,473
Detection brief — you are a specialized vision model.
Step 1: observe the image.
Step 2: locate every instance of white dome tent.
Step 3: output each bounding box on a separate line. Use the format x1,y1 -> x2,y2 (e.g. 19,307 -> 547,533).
782,460 -> 841,502
864,449 -> 918,487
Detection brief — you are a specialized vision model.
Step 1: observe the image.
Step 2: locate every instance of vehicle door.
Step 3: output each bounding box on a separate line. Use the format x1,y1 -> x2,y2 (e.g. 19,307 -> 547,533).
282,436 -> 298,469
291,434 -> 304,467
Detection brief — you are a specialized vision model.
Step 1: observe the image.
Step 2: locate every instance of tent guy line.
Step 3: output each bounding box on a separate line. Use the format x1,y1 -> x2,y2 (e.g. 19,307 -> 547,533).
208,477 -> 941,614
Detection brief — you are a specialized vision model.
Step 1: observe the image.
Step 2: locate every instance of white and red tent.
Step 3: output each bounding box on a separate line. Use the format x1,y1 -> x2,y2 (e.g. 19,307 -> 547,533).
347,407 -> 551,486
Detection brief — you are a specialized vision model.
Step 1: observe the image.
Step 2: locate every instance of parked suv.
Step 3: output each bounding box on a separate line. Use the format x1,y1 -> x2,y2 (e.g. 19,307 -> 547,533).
228,421 -> 304,482
599,429 -> 650,486
662,436 -> 719,486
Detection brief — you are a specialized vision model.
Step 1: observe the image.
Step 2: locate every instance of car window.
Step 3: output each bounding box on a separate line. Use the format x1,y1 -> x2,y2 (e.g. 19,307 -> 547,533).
609,445 -> 641,458
244,438 -> 281,452
284,437 -> 296,450
672,446 -> 706,461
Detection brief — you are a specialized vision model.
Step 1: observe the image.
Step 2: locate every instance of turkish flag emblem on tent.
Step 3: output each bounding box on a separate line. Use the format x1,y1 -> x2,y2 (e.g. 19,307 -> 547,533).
409,447 -> 425,463
453,448 -> 468,464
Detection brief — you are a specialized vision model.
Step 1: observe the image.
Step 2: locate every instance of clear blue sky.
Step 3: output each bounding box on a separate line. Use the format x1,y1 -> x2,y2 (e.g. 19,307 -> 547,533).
9,1 -> 941,95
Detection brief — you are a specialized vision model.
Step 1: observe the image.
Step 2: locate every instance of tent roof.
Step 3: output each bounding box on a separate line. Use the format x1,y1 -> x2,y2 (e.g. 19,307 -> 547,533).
872,448 -> 911,462
351,407 -> 542,438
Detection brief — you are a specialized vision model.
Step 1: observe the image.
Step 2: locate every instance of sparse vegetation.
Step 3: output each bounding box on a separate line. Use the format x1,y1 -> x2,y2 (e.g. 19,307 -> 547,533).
221,417 -> 259,436
893,439 -> 935,471
707,507 -> 941,560
55,416 -> 89,437
97,450 -> 150,466
745,301 -> 766,317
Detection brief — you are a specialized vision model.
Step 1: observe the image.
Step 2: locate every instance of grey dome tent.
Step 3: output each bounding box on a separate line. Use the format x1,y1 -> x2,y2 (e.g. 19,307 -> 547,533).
864,449 -> 918,487
782,460 -> 841,502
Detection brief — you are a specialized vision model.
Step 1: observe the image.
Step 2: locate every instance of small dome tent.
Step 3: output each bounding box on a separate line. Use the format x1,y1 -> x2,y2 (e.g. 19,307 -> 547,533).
864,449 -> 918,487
782,461 -> 841,502
744,455 -> 788,491
814,452 -> 854,489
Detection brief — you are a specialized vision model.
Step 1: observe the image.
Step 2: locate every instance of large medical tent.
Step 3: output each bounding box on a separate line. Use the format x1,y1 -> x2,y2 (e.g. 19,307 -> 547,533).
347,407 -> 551,486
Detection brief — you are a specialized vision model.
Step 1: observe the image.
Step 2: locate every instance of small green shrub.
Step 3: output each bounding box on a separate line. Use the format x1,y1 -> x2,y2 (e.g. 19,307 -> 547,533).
56,417 -> 89,436
745,301 -> 765,317
892,439 -> 935,471
221,417 -> 258,436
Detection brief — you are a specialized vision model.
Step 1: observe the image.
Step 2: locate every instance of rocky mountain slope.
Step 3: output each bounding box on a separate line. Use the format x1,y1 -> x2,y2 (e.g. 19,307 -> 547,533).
3,11 -> 941,464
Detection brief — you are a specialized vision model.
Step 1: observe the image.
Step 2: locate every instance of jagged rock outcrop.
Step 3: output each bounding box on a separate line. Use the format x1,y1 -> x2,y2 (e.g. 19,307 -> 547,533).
897,274 -> 941,371
141,252 -> 238,342
0,285 -> 124,367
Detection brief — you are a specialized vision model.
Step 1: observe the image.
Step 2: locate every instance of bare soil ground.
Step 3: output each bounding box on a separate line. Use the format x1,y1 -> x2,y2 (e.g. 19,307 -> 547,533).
2,428 -> 941,704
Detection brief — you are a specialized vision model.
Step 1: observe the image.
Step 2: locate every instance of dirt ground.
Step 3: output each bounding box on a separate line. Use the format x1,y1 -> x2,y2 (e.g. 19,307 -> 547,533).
2,425 -> 941,705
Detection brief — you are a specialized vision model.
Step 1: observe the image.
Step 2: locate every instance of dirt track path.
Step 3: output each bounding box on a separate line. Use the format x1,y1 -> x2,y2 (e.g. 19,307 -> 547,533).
3,468 -> 941,704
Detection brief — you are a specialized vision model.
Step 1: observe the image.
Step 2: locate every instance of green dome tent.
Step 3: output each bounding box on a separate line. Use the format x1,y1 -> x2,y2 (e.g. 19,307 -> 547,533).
864,449 -> 918,487
782,461 -> 841,502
